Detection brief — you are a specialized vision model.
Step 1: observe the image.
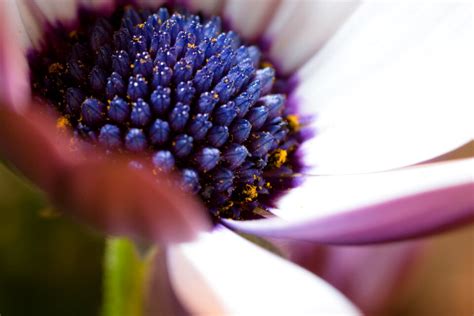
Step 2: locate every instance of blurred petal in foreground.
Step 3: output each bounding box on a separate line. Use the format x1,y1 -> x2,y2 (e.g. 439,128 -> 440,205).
0,107 -> 211,243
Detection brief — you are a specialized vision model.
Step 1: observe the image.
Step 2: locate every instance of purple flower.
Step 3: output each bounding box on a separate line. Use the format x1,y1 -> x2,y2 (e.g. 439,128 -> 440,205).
0,0 -> 473,314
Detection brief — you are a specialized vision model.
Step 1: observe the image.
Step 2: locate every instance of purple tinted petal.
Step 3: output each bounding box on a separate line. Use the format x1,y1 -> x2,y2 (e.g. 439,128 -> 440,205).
0,107 -> 74,192
284,240 -> 424,314
186,0 -> 224,16
145,250 -> 190,316
0,107 -> 211,243
53,159 -> 211,244
79,0 -> 116,13
0,1 -> 30,111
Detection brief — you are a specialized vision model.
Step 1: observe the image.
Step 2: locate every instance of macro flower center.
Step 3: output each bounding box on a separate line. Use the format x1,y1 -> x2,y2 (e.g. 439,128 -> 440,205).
28,5 -> 303,220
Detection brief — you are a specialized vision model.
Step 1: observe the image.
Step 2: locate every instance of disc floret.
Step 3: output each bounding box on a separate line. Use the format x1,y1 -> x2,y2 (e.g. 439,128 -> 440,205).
29,6 -> 302,220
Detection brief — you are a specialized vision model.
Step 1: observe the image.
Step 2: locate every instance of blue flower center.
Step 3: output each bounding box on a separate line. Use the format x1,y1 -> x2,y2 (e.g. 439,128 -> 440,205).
29,6 -> 303,220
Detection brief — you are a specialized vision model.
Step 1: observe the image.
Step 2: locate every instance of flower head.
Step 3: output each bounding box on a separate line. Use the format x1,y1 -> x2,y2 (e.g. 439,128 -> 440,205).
28,5 -> 304,220
0,0 -> 473,314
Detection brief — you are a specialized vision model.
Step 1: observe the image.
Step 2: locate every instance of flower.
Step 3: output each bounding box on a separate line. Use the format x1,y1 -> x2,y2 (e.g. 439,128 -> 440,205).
0,0 -> 473,314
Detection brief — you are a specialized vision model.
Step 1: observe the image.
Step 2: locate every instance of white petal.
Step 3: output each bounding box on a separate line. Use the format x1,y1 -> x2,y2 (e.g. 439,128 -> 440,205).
224,158 -> 474,244
264,0 -> 359,75
167,227 -> 360,316
294,2 -> 474,175
3,0 -> 32,50
184,0 -> 223,16
224,0 -> 279,40
15,0 -> 44,48
32,0 -> 78,23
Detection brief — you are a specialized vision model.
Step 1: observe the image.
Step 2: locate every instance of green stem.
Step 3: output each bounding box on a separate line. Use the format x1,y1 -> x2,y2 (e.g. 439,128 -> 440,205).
101,237 -> 154,316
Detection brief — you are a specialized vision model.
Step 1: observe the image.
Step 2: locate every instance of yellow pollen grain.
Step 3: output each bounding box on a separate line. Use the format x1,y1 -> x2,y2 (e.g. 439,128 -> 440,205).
56,116 -> 71,131
261,61 -> 274,68
253,207 -> 272,218
221,201 -> 234,212
68,30 -> 78,39
138,23 -> 145,29
272,149 -> 288,168
48,63 -> 64,74
187,43 -> 197,49
286,114 -> 301,132
243,184 -> 258,202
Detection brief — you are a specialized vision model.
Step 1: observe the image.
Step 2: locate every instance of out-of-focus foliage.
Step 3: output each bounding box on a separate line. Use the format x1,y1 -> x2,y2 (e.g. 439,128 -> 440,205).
0,163 -> 104,316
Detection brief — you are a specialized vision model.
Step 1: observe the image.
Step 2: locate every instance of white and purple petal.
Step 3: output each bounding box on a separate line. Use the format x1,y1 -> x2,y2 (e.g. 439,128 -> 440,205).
183,0 -> 224,16
224,159 -> 474,244
167,226 -> 360,315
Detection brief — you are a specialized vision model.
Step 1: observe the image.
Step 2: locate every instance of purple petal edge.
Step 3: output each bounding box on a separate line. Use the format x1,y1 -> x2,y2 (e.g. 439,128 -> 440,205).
223,183 -> 474,245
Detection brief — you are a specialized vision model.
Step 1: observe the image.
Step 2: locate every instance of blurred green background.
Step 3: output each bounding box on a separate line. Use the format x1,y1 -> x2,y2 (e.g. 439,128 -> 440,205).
0,164 -> 104,315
